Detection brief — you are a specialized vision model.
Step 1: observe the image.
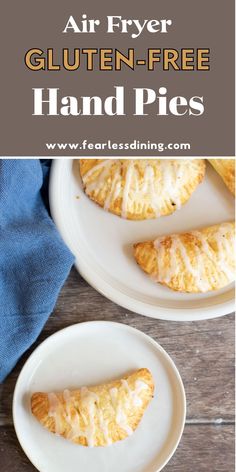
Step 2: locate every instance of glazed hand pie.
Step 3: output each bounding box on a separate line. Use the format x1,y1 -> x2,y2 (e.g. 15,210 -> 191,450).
31,368 -> 154,447
208,159 -> 235,196
79,159 -> 205,220
134,222 -> 235,293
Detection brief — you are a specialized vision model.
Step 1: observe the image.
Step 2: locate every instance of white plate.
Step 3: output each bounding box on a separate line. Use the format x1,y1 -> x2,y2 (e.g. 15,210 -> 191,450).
49,159 -> 235,321
13,321 -> 186,472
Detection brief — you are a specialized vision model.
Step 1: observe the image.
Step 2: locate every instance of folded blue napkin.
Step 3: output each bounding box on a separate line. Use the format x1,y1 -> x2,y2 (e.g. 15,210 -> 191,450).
0,159 -> 75,382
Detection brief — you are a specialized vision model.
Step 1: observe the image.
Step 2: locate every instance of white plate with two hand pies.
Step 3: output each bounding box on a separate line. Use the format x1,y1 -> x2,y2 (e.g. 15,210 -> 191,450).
13,321 -> 186,472
49,159 -> 235,321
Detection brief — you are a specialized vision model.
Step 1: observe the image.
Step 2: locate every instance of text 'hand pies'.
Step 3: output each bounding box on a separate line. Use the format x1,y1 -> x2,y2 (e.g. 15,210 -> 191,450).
31,368 -> 154,447
79,159 -> 205,220
134,222 -> 235,293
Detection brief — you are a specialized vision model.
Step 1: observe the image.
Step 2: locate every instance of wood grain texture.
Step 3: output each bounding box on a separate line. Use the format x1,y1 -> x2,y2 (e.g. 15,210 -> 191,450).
0,267 -> 235,471
0,425 -> 234,472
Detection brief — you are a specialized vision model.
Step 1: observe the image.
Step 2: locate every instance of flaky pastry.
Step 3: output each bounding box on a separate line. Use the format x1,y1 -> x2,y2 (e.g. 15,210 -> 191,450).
79,159 -> 205,220
134,222 -> 235,293
31,368 -> 154,447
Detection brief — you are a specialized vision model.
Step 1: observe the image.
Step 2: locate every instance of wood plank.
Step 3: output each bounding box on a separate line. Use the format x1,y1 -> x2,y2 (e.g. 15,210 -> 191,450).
165,424 -> 235,472
0,268 -> 234,471
0,269 -> 234,427
0,424 -> 234,472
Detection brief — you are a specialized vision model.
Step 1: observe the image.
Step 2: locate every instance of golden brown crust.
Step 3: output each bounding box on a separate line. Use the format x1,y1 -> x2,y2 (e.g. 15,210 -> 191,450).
208,159 -> 235,196
134,222 -> 235,293
79,159 -> 205,220
31,368 -> 154,447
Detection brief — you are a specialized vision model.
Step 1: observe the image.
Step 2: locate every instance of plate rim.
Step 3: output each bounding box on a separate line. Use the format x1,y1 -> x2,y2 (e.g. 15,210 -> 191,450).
49,159 -> 234,321
12,320 -> 186,472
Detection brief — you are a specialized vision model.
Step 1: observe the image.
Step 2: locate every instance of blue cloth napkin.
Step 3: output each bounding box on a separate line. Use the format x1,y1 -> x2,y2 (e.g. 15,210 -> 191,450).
0,159 -> 75,382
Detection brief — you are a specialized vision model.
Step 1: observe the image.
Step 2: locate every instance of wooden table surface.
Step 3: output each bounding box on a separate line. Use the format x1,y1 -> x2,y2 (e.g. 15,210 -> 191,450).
0,267 -> 235,472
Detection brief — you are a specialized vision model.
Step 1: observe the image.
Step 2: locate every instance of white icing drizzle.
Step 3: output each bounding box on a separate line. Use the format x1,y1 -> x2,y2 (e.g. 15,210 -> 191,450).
121,161 -> 134,218
79,387 -> 98,447
109,378 -> 148,437
47,376 -> 150,446
159,161 -> 184,210
154,223 -> 235,291
109,387 -> 118,410
134,380 -> 149,394
109,386 -> 132,435
63,389 -> 86,441
191,231 -> 219,287
154,236 -> 178,284
213,224 -> 235,280
154,235 -> 211,291
104,170 -> 120,211
116,406 -> 133,436
80,387 -> 112,447
83,160 -> 114,184
173,163 -> 184,209
63,389 -> 72,421
121,379 -> 148,407
142,165 -> 161,217
48,387 -> 112,447
82,159 -> 198,219
48,392 -> 64,436
113,180 -> 122,201
84,160 -> 114,195
97,409 -> 111,445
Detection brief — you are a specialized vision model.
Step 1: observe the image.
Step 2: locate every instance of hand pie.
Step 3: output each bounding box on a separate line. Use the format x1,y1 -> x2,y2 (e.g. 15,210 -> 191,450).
31,368 -> 154,447
79,159 -> 205,220
208,159 -> 235,196
134,222 -> 235,293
